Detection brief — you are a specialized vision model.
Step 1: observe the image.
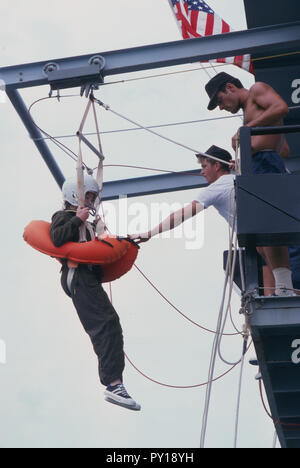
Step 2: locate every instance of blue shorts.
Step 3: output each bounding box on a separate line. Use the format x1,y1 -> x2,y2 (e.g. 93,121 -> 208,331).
252,150 -> 287,174
261,247 -> 300,290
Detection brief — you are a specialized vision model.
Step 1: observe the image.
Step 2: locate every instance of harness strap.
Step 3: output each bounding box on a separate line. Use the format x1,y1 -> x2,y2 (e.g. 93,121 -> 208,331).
67,267 -> 76,293
91,95 -> 106,237
76,93 -> 107,240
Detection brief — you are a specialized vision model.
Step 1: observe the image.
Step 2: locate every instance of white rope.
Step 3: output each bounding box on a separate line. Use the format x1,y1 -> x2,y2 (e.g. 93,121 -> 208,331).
199,202 -> 237,447
93,97 -> 232,167
200,185 -> 252,447
217,237 -> 245,366
199,261 -> 230,447
272,430 -> 278,448
33,114 -> 244,141
216,192 -> 246,366
233,351 -> 246,448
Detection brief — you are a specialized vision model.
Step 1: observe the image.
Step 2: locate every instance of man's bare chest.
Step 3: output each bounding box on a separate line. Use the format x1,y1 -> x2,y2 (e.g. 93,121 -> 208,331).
243,101 -> 263,125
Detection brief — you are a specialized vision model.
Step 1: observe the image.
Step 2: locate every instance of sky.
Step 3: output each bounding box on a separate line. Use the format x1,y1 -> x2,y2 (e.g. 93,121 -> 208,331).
0,0 -> 278,449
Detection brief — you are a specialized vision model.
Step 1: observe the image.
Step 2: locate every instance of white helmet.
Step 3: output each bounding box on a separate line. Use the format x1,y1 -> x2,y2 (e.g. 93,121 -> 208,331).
62,175 -> 100,206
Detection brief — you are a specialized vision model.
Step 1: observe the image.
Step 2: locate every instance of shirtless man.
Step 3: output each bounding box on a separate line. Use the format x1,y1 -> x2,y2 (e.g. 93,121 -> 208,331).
205,72 -> 294,296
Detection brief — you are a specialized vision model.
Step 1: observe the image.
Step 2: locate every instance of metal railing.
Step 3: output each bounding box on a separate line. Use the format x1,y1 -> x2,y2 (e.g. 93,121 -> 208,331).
239,124 -> 300,175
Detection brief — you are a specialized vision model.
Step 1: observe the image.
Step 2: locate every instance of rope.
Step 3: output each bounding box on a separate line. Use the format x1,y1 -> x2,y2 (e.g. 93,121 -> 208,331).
76,98 -> 94,241
272,431 -> 278,449
28,92 -> 300,146
102,164 -> 205,176
92,96 -> 232,167
28,96 -> 91,170
199,195 -> 252,448
233,349 -> 246,448
200,272 -> 230,444
259,379 -> 300,430
91,96 -> 105,197
106,269 -> 240,389
134,264 -> 242,337
200,219 -> 236,447
124,352 -> 238,389
216,191 -> 246,366
101,51 -> 300,87
33,114 -> 244,141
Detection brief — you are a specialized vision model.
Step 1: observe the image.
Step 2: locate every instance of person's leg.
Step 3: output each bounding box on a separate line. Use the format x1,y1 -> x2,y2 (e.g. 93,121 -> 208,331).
262,265 -> 275,296
253,153 -> 294,296
257,246 -> 276,296
71,267 -> 125,386
289,246 -> 300,295
261,246 -> 294,296
70,267 -> 141,410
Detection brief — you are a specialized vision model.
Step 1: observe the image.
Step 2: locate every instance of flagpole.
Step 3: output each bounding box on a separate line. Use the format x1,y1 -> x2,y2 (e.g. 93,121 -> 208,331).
166,0 -> 214,79
167,0 -> 177,20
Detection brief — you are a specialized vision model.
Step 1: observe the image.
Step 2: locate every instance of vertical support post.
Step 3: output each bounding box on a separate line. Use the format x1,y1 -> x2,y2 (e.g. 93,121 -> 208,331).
239,126 -> 253,175
6,88 -> 65,188
238,126 -> 260,292
244,247 -> 259,293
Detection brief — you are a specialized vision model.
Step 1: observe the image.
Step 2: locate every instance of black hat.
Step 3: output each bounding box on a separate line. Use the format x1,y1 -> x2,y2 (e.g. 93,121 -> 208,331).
197,145 -> 232,164
205,72 -> 236,110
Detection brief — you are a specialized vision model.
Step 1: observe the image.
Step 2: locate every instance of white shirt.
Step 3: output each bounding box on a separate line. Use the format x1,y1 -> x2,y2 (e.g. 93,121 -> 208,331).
196,174 -> 235,227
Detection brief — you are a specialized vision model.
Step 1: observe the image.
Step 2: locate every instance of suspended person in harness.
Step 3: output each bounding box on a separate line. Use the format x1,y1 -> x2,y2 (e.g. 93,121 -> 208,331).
50,175 -> 141,411
204,72 -> 300,296
129,145 -> 298,296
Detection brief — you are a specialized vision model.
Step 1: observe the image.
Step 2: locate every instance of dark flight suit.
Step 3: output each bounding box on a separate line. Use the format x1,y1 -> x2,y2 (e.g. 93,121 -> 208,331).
50,210 -> 125,386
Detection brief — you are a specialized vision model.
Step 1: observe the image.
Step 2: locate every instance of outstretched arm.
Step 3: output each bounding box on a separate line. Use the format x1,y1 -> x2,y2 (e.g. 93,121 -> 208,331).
129,201 -> 204,244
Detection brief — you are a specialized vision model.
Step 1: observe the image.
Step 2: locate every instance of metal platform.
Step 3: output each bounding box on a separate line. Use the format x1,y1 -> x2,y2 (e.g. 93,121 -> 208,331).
249,295 -> 300,448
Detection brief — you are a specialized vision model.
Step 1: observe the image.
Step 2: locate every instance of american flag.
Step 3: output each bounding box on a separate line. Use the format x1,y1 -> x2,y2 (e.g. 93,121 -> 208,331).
169,0 -> 254,74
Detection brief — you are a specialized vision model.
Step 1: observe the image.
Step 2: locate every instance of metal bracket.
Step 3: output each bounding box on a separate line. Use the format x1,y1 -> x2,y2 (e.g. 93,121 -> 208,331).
239,289 -> 257,316
44,56 -> 106,97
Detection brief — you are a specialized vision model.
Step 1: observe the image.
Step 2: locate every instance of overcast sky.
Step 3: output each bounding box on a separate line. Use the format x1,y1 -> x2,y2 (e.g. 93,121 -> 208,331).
0,0 -> 277,448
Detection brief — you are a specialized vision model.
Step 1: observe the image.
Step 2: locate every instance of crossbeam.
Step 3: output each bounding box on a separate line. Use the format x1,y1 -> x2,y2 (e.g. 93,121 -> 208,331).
1,21 -> 300,90
102,170 -> 207,201
6,88 -> 65,187
3,20 -> 300,194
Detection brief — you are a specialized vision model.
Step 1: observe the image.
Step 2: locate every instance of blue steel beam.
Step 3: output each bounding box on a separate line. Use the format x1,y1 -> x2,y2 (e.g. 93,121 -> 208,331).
6,89 -> 65,188
1,21 -> 300,89
102,170 -> 206,201
249,295 -> 300,449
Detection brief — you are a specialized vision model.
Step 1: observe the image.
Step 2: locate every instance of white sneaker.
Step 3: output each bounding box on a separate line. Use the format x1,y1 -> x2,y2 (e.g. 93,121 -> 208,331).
274,289 -> 297,297
104,383 -> 141,411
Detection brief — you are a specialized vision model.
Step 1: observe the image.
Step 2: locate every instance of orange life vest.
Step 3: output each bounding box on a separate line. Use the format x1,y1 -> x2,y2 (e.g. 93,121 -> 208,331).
23,220 -> 138,283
